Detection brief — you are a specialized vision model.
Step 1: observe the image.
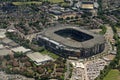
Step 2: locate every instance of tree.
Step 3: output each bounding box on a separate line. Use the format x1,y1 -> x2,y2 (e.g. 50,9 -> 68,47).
14,52 -> 24,58
99,25 -> 107,34
71,16 -> 74,19
58,18 -> 63,21
25,61 -> 31,67
4,55 -> 10,60
66,17 -> 70,20
75,16 -> 78,19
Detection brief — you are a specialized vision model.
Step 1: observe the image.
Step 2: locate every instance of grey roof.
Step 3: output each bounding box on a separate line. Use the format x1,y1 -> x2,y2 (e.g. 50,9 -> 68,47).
39,25 -> 105,48
2,38 -> 13,44
26,52 -> 53,65
0,48 -> 13,56
7,41 -> 19,48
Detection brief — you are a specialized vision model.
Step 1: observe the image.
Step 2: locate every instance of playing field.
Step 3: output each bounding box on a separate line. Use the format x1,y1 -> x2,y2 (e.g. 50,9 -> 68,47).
103,69 -> 120,80
45,0 -> 64,3
12,1 -> 42,5
41,49 -> 59,59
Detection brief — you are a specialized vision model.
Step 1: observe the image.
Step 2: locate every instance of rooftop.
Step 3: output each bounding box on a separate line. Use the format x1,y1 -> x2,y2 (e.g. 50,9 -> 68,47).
39,25 -> 105,48
2,38 -> 13,44
26,52 -> 53,65
11,46 -> 31,53
72,62 -> 85,68
0,44 -> 4,49
81,4 -> 94,9
0,48 -> 13,56
0,29 -> 6,39
76,62 -> 85,68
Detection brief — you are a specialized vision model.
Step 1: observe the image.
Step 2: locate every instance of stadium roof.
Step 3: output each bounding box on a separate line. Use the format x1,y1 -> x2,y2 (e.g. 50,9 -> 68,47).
39,25 -> 105,48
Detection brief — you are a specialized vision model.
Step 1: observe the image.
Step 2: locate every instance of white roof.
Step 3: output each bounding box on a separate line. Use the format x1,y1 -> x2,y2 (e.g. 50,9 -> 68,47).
11,46 -> 31,53
27,52 -> 52,65
40,35 -> 60,46
0,44 -> 4,49
110,51 -> 117,55
71,62 -> 76,67
7,29 -> 16,32
76,62 -> 85,68
103,57 -> 110,61
0,29 -> 6,39
49,40 -> 59,45
94,2 -> 99,8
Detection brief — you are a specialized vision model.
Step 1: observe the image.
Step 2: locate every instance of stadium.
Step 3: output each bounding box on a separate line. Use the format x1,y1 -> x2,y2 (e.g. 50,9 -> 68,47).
36,25 -> 105,58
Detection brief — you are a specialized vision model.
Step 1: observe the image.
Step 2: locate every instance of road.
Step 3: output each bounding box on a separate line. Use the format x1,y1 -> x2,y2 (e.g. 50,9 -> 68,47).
104,24 -> 114,51
64,60 -> 70,80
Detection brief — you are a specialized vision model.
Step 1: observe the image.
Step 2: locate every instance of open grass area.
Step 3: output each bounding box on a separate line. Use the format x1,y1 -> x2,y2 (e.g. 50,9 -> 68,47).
116,27 -> 120,32
103,69 -> 120,80
12,0 -> 64,6
43,0 -> 64,3
12,1 -> 42,5
41,50 -> 59,59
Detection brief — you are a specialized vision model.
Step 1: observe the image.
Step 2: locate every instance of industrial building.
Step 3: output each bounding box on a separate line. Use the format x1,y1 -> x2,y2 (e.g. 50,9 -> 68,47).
11,46 -> 31,53
26,52 -> 53,65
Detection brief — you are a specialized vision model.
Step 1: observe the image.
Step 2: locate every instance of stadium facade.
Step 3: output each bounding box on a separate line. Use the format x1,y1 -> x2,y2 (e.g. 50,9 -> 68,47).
36,25 -> 105,58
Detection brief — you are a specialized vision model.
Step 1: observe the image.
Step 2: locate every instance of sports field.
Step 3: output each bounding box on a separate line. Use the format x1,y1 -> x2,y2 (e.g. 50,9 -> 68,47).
12,1 -> 42,5
103,69 -> 120,80
43,0 -> 64,3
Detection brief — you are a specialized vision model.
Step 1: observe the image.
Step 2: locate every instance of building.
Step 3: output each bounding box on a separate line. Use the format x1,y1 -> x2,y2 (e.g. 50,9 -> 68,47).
49,9 -> 80,20
2,38 -> 14,45
2,38 -> 19,48
58,11 -> 80,20
0,29 -> 6,39
0,48 -> 13,56
11,46 -> 31,53
26,52 -> 53,65
0,44 -> 13,56
81,2 -> 94,10
36,25 -> 105,58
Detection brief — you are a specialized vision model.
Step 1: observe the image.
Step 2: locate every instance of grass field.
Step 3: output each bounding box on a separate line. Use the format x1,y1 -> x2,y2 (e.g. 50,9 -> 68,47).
12,1 -> 42,5
41,50 -> 59,59
116,27 -> 120,32
12,0 -> 64,6
103,69 -> 120,80
43,0 -> 64,3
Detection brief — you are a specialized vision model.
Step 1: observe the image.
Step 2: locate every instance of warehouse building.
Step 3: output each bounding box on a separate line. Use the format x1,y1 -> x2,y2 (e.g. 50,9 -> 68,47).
26,52 -> 53,65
